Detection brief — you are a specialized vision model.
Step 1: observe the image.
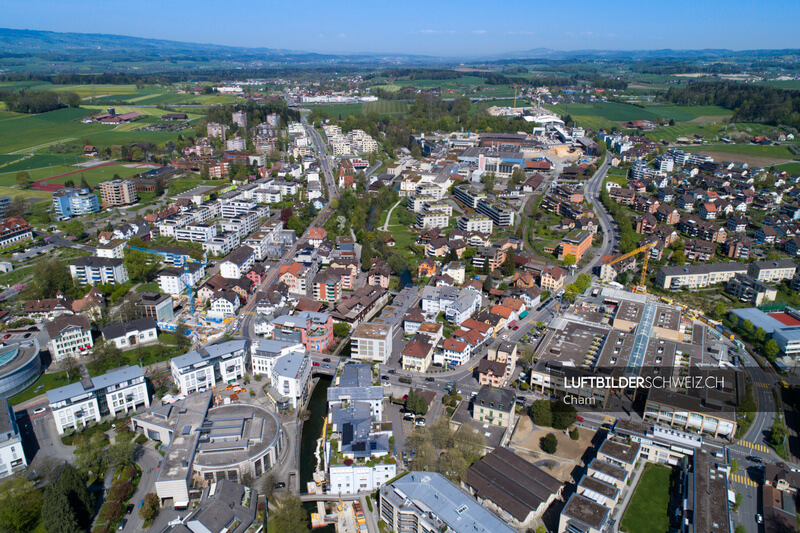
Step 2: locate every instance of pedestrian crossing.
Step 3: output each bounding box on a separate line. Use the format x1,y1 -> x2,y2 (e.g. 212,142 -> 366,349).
729,474 -> 757,487
753,382 -> 771,389
739,440 -> 769,453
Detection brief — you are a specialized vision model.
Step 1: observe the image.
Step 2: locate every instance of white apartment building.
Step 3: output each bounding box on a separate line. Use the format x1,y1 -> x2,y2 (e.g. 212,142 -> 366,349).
70,257 -> 129,285
253,189 -> 282,204
220,246 -> 255,279
210,291 -> 241,317
175,223 -> 217,243
350,323 -> 393,364
47,366 -> 149,434
458,214 -> 494,233
158,263 -> 205,295
170,340 -> 248,395
220,211 -> 259,239
330,464 -> 396,496
747,259 -> 797,283
0,399 -> 26,478
95,240 -> 126,259
45,315 -> 94,362
415,212 -> 450,230
226,137 -> 246,151
203,232 -> 239,257
656,263 -> 749,290
219,199 -> 258,218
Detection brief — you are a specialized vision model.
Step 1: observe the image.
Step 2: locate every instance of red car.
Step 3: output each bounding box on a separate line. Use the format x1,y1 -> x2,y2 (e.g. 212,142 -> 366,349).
2,334 -> 10,340
576,416 -> 585,422
313,362 -> 320,366
513,326 -> 519,331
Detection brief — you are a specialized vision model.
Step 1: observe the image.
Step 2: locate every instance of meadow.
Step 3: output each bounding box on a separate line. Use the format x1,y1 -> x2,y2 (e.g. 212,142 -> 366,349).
544,102 -> 733,131
685,143 -> 797,160
0,161 -> 147,188
0,107 -> 105,153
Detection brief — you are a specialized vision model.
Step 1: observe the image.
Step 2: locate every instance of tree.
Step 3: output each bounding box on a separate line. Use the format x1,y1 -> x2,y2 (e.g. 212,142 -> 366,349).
541,433 -> 558,454
551,400 -> 577,430
769,420 -> 787,445
741,319 -> 754,335
437,448 -> 468,482
360,241 -> 373,272
569,427 -> 580,441
79,176 -> 90,190
74,432 -> 108,475
123,245 -> 159,283
764,339 -> 779,359
41,485 -> 82,533
563,254 -> 576,266
481,172 -> 496,192
333,322 -> 350,338
672,249 -> 686,265
260,468 -> 278,499
138,492 -> 159,524
529,400 -> 553,427
4,196 -> 27,217
0,475 -> 43,533
270,493 -> 309,533
732,491 -> 743,512
502,250 -> 516,277
754,327 -> 767,343
713,302 -> 726,319
107,440 -> 135,469
482,274 -> 492,292
406,388 -> 428,416
509,167 -> 525,186
15,171 -> 31,189
64,219 -> 86,239
23,257 -> 74,300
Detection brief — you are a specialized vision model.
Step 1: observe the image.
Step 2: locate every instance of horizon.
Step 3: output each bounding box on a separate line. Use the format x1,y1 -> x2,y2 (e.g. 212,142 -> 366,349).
4,0 -> 799,57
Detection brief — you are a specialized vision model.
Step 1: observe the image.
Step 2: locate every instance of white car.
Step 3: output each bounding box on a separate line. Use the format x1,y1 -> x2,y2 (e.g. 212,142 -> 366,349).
32,407 -> 46,414
756,514 -> 763,524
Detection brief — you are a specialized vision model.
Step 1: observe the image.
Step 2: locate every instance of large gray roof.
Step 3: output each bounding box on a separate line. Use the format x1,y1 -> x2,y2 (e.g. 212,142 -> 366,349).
47,365 -> 144,404
171,340 -> 248,370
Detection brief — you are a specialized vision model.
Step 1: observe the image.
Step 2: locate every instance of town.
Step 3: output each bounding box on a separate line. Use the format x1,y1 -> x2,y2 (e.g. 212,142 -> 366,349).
0,21 -> 799,533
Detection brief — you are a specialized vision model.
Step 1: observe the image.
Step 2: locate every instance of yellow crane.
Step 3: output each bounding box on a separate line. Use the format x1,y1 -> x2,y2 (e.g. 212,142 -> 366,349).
606,241 -> 656,293
513,84 -> 523,109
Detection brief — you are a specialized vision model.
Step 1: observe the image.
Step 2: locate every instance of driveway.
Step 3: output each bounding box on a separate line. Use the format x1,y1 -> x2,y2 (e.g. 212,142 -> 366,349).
122,445 -> 163,532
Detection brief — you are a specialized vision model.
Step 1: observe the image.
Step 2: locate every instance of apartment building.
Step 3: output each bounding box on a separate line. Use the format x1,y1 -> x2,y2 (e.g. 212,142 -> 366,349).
747,259 -> 797,283
473,386 -> 515,428
157,263 -> 205,295
477,198 -> 515,227
45,315 -> 94,362
350,322 -> 393,364
458,214 -> 494,233
175,223 -> 217,243
98,179 -> 137,206
655,263 -> 748,290
453,185 -> 486,209
70,256 -> 129,285
136,291 -> 174,323
101,317 -> 158,350
415,212 -> 450,230
220,211 -> 259,239
272,311 -> 334,352
644,388 -> 736,438
725,274 -> 777,306
170,340 -> 248,395
52,188 -> 100,218
558,230 -> 592,262
0,216 -> 33,249
220,246 -> 255,279
47,365 -> 149,434
203,232 -> 239,257
0,399 -> 26,478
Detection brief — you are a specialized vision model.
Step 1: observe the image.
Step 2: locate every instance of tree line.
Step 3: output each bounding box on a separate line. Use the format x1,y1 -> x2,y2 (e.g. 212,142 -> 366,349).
0,89 -> 81,113
663,81 -> 800,129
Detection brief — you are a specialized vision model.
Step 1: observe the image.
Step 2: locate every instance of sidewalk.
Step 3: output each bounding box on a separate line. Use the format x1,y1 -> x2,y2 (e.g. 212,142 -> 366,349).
609,460 -> 646,532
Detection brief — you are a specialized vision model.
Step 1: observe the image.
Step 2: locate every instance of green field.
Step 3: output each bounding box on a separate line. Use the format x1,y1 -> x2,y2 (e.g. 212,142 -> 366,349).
363,100 -> 409,115
620,464 -> 672,533
0,107 -> 105,153
0,154 -> 92,174
0,162 -> 148,188
775,162 -> 800,175
307,103 -> 365,118
8,371 -> 75,406
640,105 -> 732,121
82,105 -> 203,120
544,102 -> 734,131
0,186 -> 53,200
685,143 -> 798,160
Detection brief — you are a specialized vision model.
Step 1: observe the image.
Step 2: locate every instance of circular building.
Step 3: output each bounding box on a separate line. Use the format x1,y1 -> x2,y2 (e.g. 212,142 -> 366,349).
192,402 -> 285,483
0,340 -> 43,398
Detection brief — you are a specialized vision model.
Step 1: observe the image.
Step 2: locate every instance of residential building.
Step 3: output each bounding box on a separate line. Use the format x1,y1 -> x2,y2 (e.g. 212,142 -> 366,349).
477,198 -> 515,227
210,291 -> 241,317
725,274 -> 778,306
312,271 -> 342,302
644,388 -> 736,438
379,472 -> 515,533
95,239 -> 126,259
558,230 -> 592,262
558,493 -> 610,533
0,217 -> 33,249
458,214 -> 494,234
0,398 -> 26,478
203,232 -> 239,257
170,340 -> 248,395
472,386 -> 515,428
655,263 -> 748,290
98,179 -> 137,206
101,317 -> 158,350
327,364 -> 384,420
157,263 -> 205,296
69,256 -> 129,285
45,315 -> 93,362
402,334 -> 434,372
444,261 -> 466,285
136,291 -> 174,323
443,338 -> 471,367
747,259 -> 797,283
272,311 -> 334,352
52,188 -> 100,218
415,212 -> 450,230
220,246 -> 255,279
540,266 -> 566,291
350,322 -> 393,364
485,340 -> 517,386
47,365 -> 149,434
175,223 -> 217,243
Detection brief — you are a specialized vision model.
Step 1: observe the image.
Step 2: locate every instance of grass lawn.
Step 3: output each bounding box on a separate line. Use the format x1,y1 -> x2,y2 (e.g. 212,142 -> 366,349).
775,161 -> 800,175
88,343 -> 186,375
0,154 -> 92,174
306,103 -> 365,118
158,333 -> 179,345
82,105 -> 204,120
0,161 -> 145,188
363,100 -> 409,115
136,282 -> 161,292
686,143 -> 797,161
606,167 -> 629,185
9,371 -> 76,406
620,463 -> 672,533
0,107 -> 106,153
0,186 -> 53,200
0,264 -> 35,287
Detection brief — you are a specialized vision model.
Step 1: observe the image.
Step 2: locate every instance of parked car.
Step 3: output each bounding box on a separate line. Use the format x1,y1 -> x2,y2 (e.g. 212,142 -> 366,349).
425,377 -> 435,382
33,407 -> 46,414
756,514 -> 763,524
274,482 -> 286,489
381,375 -> 389,380
388,369 -> 396,374
415,417 -> 426,427
323,363 -> 330,368
125,504 -> 134,515
118,518 -> 127,530
138,499 -> 144,509
403,413 -> 415,421
313,362 -> 320,366
2,334 -> 10,339
322,358 -> 331,362
576,416 -> 585,422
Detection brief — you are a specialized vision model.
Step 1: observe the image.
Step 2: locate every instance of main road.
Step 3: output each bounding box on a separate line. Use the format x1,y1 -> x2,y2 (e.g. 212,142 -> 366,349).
581,154 -> 617,275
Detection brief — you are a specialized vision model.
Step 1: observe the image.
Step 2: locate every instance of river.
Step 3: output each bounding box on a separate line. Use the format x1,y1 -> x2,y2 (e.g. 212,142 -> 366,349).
299,376 -> 334,531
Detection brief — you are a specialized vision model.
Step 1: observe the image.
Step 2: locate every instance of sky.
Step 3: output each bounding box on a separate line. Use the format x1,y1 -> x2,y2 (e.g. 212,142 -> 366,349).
4,0 -> 799,57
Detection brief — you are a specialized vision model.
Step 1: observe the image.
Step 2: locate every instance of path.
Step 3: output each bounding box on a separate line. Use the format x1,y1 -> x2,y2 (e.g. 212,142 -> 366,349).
381,199 -> 402,232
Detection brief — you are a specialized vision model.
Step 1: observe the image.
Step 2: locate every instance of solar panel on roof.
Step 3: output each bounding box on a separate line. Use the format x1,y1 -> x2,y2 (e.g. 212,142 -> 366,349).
342,423 -> 353,445
182,425 -> 192,435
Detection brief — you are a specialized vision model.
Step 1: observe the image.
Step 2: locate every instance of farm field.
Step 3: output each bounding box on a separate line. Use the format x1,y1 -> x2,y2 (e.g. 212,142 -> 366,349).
307,103 -> 366,118
0,106 -> 105,153
775,162 -> 800,175
544,102 -> 734,131
82,105 -> 203,120
686,143 -> 797,160
363,100 -> 409,115
0,186 -> 53,200
0,161 -> 148,188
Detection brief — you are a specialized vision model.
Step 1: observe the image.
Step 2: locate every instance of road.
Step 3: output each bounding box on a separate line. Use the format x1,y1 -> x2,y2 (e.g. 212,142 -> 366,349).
302,116 -> 338,197
580,154 -> 617,276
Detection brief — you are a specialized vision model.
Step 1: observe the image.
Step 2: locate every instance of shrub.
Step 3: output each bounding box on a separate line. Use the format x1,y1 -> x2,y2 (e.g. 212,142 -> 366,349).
541,433 -> 558,454
135,434 -> 148,445
108,481 -> 132,502
254,374 -> 262,381
519,382 -> 530,391
569,428 -> 580,441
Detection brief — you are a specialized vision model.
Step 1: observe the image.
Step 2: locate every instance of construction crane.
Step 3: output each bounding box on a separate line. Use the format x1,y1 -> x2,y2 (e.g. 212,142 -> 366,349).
512,84 -> 523,109
606,241 -> 656,294
126,245 -> 207,313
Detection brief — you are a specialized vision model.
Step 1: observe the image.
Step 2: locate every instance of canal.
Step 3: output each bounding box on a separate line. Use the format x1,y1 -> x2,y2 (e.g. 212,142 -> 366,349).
299,376 -> 334,531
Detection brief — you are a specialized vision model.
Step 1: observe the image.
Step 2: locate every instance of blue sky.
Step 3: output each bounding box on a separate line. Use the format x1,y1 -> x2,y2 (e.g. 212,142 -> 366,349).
5,0 -> 798,57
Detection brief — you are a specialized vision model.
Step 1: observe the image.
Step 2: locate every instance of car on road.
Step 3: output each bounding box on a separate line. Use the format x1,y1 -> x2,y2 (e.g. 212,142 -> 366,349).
381,375 -> 389,380
274,482 -> 286,489
33,407 -> 46,414
576,416 -> 585,422
756,514 -> 763,524
425,377 -> 435,382
138,499 -> 144,509
747,456 -> 763,463
125,504 -> 133,515
323,363 -> 330,368
388,369 -> 396,374
313,362 -> 320,366
118,518 -> 127,530
322,358 -> 331,362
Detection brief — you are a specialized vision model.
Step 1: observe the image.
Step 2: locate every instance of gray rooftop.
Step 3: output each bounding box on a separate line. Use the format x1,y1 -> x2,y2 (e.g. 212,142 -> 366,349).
47,365 -> 144,404
382,472 -> 515,533
171,340 -> 248,371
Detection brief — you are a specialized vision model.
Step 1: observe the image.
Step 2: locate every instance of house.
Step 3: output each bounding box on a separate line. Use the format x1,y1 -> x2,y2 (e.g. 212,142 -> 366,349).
683,239 -> 716,262
48,365 -> 149,434
23,294 -> 74,320
540,266 -> 566,291
418,259 -> 437,278
443,338 -> 471,367
220,246 -> 255,279
727,214 -> 748,233
210,291 -> 241,317
699,202 -> 718,220
308,227 -> 327,247
486,340 -> 517,385
756,225 -> 778,244
350,322 -> 393,364
170,340 -> 247,395
0,217 -> 33,248
723,234 -> 752,259
402,334 -> 434,372
403,308 -> 425,336
246,263 -> 267,286
101,317 -> 158,350
45,315 -> 93,362
512,271 -> 537,289
443,261 -> 466,285
472,386 -> 515,428
635,214 -> 657,234
654,205 -> 680,225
